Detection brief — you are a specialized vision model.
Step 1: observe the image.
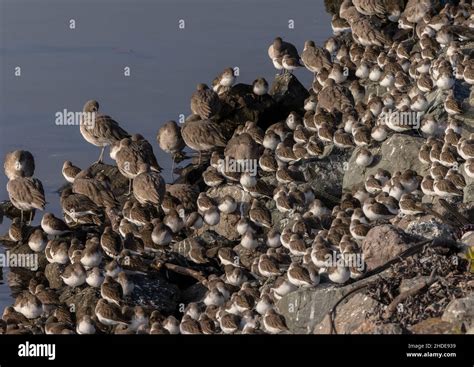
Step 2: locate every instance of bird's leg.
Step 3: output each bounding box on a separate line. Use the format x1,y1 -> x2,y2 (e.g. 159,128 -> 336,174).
128,179 -> 133,196
171,155 -> 176,179
29,211 -> 34,225
20,210 -> 24,224
199,151 -> 202,165
97,147 -> 105,164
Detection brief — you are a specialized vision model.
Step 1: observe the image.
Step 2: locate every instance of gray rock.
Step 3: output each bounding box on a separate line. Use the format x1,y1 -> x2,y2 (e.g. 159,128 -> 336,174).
342,134 -> 429,192
313,293 -> 380,334
401,217 -> 455,240
353,321 -> 404,334
219,83 -> 276,128
409,317 -> 463,334
128,274 -> 180,314
269,73 -> 309,115
463,184 -> 474,204
300,147 -> 352,202
399,276 -> 432,293
45,263 -> 64,290
276,269 -> 391,334
462,232 -> 474,247
361,225 -> 416,271
460,163 -> 474,204
441,294 -> 474,327
180,282 -> 208,304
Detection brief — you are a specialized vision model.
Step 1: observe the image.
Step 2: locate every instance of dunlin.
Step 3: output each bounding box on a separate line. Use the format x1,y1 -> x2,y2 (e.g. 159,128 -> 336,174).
212,67 -> 236,95
181,118 -> 227,163
95,299 -> 128,326
132,163 -> 166,207
80,100 -> 129,163
7,176 -> 45,223
4,150 -> 35,180
252,77 -> 269,97
156,120 -> 185,166
61,161 -> 81,183
190,83 -> 221,120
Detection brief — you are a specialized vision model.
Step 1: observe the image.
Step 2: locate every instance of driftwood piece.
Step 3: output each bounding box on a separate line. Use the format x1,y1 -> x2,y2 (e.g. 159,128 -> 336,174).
383,269 -> 437,320
153,261 -> 207,283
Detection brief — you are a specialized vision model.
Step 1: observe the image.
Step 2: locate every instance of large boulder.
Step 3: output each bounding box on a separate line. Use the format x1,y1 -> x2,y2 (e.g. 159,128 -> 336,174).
409,317 -> 463,334
342,134 -> 429,192
441,294 -> 474,328
394,215 -> 455,240
361,225 -> 416,271
276,269 -> 391,334
314,293 -> 381,334
461,163 -> 474,204
269,73 -> 309,118
300,147 -> 352,203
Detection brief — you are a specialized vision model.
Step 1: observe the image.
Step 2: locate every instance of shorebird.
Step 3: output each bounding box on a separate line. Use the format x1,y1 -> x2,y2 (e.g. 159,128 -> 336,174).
433,178 -> 463,198
41,213 -> 69,237
444,90 -> 462,115
181,118 -> 227,163
224,132 -> 260,167
61,262 -> 86,287
212,67 -> 236,95
61,161 -> 81,183
355,147 -> 373,167
268,37 -> 300,73
114,137 -> 161,194
190,83 -> 221,120
27,228 -> 47,252
7,176 -> 45,223
60,187 -> 101,225
86,267 -> 104,288
262,309 -> 288,334
352,0 -> 403,21
252,77 -> 269,97
117,272 -> 134,297
101,276 -> 123,306
95,299 -> 128,326
80,100 -> 129,163
13,291 -> 42,319
457,136 -> 474,161
317,78 -> 353,113
101,226 -> 123,258
132,163 -> 165,209
4,150 -> 35,179
72,169 -> 118,208
281,54 -> 303,73
249,199 -> 272,228
156,120 -> 185,171
76,315 -> 96,334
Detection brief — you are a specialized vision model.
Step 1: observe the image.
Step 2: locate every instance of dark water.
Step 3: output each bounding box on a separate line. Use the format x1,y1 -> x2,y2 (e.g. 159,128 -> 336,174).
0,0 -> 332,310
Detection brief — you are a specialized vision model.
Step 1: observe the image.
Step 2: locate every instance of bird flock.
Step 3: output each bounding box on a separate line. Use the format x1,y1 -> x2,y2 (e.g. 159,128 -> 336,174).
1,0 -> 474,334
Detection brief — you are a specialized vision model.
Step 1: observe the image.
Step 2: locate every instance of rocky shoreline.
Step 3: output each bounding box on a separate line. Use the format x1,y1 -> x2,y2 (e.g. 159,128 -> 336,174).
1,0 -> 474,335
